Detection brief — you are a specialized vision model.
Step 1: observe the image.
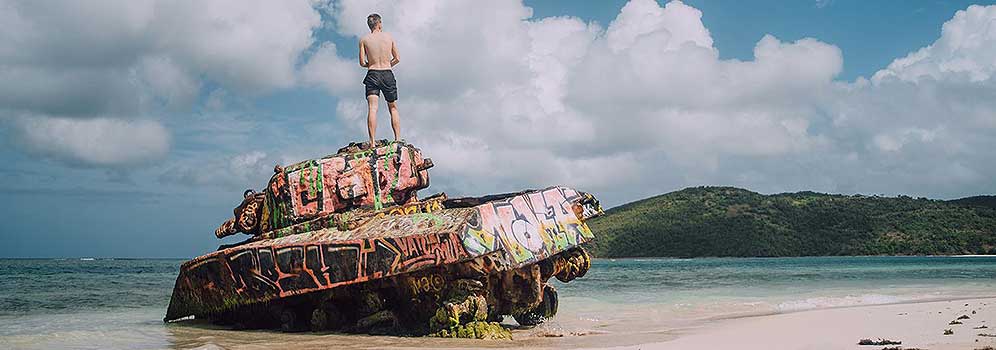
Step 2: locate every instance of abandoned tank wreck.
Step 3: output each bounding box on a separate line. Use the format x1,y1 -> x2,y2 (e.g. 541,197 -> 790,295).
164,140 -> 602,339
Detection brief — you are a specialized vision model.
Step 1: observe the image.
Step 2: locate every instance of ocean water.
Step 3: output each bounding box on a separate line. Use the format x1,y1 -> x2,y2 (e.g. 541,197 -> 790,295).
2,256 -> 996,349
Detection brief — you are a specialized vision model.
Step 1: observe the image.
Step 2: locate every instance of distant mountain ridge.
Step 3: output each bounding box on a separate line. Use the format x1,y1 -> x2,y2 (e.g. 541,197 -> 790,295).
586,186 -> 996,258
948,195 -> 996,210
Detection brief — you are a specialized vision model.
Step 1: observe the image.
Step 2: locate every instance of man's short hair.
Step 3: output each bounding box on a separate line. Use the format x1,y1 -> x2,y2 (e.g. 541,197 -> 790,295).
367,14 -> 381,30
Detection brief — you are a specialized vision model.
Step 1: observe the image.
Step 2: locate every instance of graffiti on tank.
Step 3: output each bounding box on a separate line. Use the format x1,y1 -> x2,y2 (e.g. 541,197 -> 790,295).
179,231 -> 469,307
407,274 -> 445,295
380,199 -> 443,217
263,197 -> 446,240
462,187 -> 594,265
288,161 -> 324,217
576,192 -> 603,220
268,141 -> 431,229
393,233 -> 465,271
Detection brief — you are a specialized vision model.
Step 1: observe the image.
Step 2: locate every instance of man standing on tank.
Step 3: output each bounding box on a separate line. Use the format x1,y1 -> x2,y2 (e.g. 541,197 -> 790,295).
359,14 -> 401,148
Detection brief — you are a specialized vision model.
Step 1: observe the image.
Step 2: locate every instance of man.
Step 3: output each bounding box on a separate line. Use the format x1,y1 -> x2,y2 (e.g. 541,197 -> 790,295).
359,13 -> 401,148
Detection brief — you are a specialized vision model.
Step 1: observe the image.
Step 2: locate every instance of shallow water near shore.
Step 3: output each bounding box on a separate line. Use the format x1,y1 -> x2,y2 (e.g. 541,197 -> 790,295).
3,256 -> 996,349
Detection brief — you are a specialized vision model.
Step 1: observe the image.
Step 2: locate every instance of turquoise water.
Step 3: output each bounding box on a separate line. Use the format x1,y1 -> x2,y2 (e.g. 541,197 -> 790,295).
2,256 -> 996,349
1,259 -> 178,317
558,256 -> 996,309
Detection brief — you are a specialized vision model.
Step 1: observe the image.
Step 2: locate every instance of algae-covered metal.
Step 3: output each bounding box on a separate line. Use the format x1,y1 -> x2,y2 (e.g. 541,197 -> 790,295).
166,140 -> 602,338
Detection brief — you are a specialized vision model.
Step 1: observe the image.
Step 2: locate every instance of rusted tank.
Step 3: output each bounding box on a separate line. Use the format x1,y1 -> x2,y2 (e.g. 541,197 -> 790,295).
165,140 -> 602,338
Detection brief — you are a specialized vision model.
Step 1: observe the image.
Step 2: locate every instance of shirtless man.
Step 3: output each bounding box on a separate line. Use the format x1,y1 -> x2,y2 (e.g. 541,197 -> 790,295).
359,13 -> 401,148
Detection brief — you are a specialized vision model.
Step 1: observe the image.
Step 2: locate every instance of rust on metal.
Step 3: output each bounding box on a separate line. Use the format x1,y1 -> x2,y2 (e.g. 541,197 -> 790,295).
165,140 -> 602,338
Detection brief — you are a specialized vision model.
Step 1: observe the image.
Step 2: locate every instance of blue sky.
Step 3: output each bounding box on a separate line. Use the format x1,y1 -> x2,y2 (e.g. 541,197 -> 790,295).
2,0 -> 996,258
529,0 -> 985,82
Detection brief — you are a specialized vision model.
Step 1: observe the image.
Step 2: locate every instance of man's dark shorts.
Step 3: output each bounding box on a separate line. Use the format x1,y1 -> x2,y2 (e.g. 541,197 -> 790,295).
363,69 -> 398,102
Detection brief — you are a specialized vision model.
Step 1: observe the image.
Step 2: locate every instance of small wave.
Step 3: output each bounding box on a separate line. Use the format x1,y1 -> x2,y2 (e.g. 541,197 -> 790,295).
777,294 -> 908,312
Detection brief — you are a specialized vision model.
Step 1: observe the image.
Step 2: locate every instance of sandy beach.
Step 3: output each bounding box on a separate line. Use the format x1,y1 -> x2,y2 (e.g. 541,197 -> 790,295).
158,297 -> 996,350
618,297 -> 996,350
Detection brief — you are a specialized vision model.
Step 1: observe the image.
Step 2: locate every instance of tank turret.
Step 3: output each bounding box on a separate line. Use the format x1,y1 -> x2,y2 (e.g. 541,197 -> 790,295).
215,140 -> 433,239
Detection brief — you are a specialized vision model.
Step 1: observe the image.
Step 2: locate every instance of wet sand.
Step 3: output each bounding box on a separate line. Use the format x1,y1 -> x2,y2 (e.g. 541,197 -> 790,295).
164,301 -> 695,350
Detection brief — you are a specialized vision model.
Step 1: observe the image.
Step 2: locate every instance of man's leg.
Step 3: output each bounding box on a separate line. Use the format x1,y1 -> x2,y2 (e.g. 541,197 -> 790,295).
387,101 -> 401,142
367,94 -> 379,147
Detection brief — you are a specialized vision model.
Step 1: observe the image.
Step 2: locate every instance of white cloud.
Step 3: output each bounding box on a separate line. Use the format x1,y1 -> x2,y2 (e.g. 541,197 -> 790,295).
15,116 -> 170,166
872,127 -> 939,153
315,0 -> 840,198
873,5 -> 996,83
147,0 -> 321,92
4,0 -> 995,204
300,42 -> 363,96
135,56 -> 201,110
308,0 -> 996,204
0,0 -> 321,99
159,150 -> 275,190
605,0 -> 713,53
0,0 -> 324,166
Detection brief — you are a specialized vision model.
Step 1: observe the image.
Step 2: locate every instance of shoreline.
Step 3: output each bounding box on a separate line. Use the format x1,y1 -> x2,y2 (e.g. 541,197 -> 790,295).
704,294 -> 996,323
231,295 -> 996,350
5,297 -> 996,350
3,254 -> 996,260
6,257 -> 996,350
598,254 -> 996,260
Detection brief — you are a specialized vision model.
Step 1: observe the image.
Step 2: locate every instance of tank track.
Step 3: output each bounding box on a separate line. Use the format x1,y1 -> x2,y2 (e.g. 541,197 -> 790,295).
202,247 -> 591,338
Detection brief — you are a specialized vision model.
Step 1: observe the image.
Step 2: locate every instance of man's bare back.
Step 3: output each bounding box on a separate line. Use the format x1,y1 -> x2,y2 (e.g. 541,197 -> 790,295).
359,32 -> 398,70
359,14 -> 401,148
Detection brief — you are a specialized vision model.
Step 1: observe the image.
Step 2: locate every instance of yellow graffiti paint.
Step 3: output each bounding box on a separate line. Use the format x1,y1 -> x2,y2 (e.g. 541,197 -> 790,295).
462,227 -> 496,255
500,230 -> 535,263
408,274 -> 444,295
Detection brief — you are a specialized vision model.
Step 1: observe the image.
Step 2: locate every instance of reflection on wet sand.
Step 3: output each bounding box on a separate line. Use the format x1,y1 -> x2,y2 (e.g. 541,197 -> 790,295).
162,302 -> 689,350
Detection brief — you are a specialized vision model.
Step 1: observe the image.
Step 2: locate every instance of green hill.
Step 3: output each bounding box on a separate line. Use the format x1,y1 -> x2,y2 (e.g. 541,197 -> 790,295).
949,195 -> 996,210
586,186 -> 996,258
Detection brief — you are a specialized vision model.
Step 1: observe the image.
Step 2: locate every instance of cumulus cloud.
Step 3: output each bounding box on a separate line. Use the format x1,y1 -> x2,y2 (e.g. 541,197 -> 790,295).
159,150 -> 274,190
14,116 -> 170,166
303,0 -> 996,204
300,42 -> 363,95
818,4 -> 996,198
5,0 -> 995,205
872,5 -> 996,83
0,0 -> 324,166
148,1 -> 321,92
0,0 -> 321,101
309,0 -> 840,198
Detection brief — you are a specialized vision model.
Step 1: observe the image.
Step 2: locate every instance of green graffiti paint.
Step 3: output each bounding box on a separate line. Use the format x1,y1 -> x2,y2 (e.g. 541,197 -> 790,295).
371,154 -> 383,210
307,161 -> 322,198
411,213 -> 444,226
377,142 -> 398,204
267,191 -> 284,230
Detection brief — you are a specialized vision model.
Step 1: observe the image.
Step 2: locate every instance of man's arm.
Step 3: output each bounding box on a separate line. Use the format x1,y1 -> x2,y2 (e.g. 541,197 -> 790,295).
358,40 -> 369,68
390,40 -> 400,67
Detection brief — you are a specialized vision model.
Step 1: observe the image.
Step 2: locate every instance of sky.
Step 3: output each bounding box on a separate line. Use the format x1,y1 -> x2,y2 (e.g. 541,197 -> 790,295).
2,0 -> 996,258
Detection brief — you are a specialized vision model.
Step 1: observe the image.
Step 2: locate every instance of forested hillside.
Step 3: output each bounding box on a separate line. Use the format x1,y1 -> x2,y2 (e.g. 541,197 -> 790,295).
586,187 -> 996,258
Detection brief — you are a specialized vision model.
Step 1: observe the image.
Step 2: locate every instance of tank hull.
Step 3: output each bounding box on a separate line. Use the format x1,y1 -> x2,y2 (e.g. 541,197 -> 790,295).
165,186 -> 600,333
